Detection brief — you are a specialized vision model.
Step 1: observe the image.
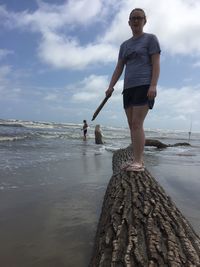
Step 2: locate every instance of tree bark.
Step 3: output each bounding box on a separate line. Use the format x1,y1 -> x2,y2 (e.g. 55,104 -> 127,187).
95,130 -> 103,144
145,139 -> 190,149
89,146 -> 200,267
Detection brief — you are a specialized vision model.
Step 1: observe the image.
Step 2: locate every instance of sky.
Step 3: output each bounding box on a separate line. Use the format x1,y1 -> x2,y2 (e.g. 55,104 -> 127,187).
0,0 -> 200,131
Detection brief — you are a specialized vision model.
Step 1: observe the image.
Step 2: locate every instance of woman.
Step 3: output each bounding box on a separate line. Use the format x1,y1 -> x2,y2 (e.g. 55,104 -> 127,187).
106,8 -> 161,171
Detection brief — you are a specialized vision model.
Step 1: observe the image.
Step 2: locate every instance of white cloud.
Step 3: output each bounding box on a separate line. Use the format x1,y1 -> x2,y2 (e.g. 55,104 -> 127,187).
145,0 -> 200,55
71,74 -> 200,130
70,74 -> 123,103
193,61 -> 200,68
71,74 -> 108,102
44,93 -> 58,101
1,63 -> 200,130
72,92 -> 98,102
0,65 -> 12,93
1,0 -> 113,31
0,49 -> 13,60
1,0 -> 200,130
152,85 -> 200,130
157,85 -> 200,116
2,0 -> 200,70
38,31 -> 118,69
0,65 -> 11,78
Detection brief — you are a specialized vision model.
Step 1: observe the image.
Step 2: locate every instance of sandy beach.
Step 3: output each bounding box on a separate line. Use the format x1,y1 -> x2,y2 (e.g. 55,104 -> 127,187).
0,150 -> 200,267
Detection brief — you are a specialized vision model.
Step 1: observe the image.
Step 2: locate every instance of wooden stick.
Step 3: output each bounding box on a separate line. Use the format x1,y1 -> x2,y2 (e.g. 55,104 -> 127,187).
91,95 -> 111,121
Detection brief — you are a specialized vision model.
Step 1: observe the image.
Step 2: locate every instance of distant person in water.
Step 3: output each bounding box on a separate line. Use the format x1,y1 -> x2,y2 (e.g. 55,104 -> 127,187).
95,124 -> 103,144
82,120 -> 88,141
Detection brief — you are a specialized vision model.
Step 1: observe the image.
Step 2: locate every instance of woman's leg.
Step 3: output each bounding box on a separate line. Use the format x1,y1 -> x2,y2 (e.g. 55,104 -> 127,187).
125,105 -> 149,164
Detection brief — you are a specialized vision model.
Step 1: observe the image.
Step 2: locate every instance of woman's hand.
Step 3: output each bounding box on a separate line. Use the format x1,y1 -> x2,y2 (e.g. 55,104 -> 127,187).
147,85 -> 157,100
105,87 -> 114,97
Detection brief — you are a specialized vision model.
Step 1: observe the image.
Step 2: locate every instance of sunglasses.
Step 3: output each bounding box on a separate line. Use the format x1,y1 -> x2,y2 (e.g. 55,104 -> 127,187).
129,16 -> 144,21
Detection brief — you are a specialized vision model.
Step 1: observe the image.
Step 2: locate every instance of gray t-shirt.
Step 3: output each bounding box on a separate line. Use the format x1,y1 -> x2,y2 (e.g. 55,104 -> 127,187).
118,33 -> 161,90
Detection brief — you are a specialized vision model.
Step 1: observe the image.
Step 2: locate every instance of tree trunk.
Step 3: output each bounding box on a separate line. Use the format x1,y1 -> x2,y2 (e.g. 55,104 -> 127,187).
95,130 -> 103,144
145,139 -> 190,149
89,146 -> 200,267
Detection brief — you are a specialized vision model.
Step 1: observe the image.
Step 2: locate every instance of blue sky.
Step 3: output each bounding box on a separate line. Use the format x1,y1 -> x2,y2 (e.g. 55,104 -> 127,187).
0,0 -> 200,131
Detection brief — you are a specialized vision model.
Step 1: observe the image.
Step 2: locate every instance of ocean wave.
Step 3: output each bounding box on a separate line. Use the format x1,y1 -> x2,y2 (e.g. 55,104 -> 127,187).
1,119 -> 200,143
0,123 -> 24,128
0,132 -> 84,143
0,136 -> 31,142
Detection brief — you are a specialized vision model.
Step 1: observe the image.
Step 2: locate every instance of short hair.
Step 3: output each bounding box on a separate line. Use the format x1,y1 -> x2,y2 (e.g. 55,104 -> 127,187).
129,8 -> 146,23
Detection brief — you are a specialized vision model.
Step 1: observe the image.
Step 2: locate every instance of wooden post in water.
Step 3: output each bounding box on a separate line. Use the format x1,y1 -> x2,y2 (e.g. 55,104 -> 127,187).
89,146 -> 200,266
188,117 -> 193,143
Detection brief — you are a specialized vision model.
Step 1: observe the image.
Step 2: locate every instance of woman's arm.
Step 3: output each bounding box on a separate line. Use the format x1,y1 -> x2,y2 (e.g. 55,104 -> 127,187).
105,59 -> 125,97
148,53 -> 160,99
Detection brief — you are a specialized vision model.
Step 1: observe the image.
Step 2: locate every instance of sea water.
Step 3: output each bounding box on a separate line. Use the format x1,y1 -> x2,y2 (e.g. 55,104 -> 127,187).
0,118 -> 200,171
1,118 -> 200,202
0,119 -> 200,266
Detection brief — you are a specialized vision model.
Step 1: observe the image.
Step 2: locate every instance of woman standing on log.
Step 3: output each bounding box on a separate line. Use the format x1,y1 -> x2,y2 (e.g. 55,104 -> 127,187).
105,8 -> 161,171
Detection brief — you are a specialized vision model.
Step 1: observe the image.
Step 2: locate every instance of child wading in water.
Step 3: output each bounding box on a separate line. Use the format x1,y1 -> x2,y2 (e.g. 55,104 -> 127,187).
82,120 -> 88,141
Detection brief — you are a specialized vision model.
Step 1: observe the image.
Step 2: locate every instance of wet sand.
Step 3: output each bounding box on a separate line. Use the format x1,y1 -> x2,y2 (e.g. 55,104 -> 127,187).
0,151 -> 200,267
146,153 -> 200,236
148,162 -> 200,236
0,153 -> 112,267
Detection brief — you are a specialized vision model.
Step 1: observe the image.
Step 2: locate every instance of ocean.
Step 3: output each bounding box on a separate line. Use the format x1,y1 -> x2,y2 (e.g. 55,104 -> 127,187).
0,118 -> 200,266
1,118 -> 200,171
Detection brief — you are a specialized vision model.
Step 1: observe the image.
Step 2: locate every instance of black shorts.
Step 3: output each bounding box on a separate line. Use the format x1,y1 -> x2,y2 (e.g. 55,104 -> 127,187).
123,84 -> 154,109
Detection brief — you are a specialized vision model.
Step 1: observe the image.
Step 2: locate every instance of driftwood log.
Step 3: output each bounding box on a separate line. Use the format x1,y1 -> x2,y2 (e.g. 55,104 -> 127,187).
90,146 -> 200,266
145,139 -> 190,149
95,125 -> 104,144
95,131 -> 103,144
